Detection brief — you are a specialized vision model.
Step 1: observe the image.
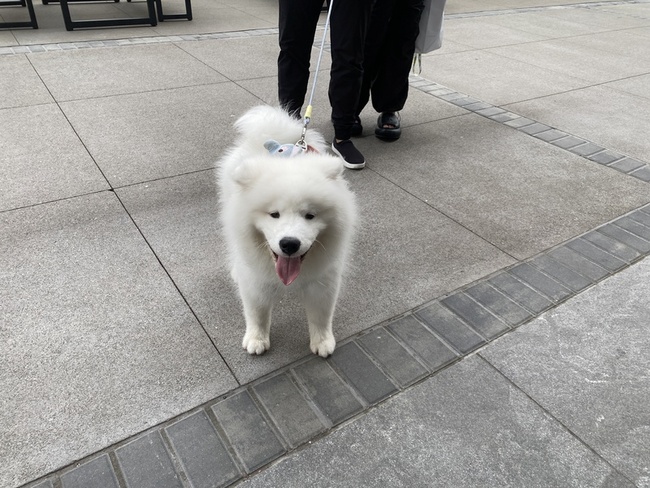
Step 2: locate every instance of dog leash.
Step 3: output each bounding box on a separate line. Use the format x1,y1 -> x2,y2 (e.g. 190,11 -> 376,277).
295,0 -> 335,152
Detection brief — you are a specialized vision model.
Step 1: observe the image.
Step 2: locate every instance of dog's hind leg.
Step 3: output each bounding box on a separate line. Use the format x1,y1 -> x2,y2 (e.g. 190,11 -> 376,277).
302,277 -> 340,358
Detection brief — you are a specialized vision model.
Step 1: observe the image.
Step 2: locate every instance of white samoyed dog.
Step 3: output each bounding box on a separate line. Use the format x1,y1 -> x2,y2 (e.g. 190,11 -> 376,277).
217,105 -> 357,358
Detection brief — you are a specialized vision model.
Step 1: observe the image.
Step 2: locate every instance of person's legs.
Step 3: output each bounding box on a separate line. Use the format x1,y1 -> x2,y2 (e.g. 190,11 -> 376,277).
356,0 -> 393,118
328,0 -> 372,141
370,0 -> 424,114
278,0 -> 323,117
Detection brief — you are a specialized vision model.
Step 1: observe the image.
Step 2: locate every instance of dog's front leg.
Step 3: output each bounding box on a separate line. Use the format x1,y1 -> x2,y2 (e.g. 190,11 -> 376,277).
239,283 -> 273,355
302,278 -> 340,358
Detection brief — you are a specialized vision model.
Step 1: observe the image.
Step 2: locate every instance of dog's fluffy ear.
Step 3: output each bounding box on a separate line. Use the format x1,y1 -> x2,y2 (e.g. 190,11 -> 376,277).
230,158 -> 261,188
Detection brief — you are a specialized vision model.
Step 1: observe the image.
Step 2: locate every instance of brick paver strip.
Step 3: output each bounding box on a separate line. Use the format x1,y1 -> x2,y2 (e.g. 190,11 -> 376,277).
252,373 -> 326,448
570,142 -> 605,157
115,432 -> 182,488
211,390 -> 285,473
329,341 -> 398,404
441,293 -> 510,340
597,223 -> 650,253
609,157 -> 645,173
566,238 -> 628,272
534,129 -> 566,142
504,117 -> 535,129
414,301 -> 485,353
629,209 -> 650,227
60,455 -> 119,488
614,216 -> 650,241
630,166 -> 650,182
582,230 -> 641,263
357,327 -> 428,388
547,246 -> 610,282
488,272 -> 554,314
165,411 -> 240,488
508,263 -> 572,303
292,358 -> 364,425
464,281 -> 533,326
387,315 -> 458,371
552,135 -> 586,150
528,254 -> 592,293
589,150 -> 624,165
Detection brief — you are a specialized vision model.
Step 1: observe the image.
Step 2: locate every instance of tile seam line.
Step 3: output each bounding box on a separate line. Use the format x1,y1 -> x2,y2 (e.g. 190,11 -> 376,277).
475,355 -> 639,486
21,201 -> 650,488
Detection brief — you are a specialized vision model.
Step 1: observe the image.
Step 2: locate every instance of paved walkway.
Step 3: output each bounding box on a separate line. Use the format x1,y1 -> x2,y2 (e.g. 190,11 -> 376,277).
2,1 -> 650,487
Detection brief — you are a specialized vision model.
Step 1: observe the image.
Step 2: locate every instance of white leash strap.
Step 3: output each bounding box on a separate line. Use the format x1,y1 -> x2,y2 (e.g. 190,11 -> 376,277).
296,0 -> 335,150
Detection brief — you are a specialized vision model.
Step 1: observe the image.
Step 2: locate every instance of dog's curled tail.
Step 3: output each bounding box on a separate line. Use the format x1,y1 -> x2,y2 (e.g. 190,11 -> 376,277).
234,105 -> 328,153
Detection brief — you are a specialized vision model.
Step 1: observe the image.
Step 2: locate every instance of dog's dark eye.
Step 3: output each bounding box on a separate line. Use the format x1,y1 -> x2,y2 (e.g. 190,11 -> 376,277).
305,213 -> 315,220
270,212 -> 280,219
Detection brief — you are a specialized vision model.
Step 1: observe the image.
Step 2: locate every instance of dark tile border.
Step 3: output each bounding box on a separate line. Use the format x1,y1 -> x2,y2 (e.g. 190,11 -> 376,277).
409,76 -> 650,183
24,204 -> 650,488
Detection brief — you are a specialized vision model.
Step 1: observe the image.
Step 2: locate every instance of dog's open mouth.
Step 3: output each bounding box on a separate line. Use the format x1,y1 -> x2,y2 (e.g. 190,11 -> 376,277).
271,249 -> 307,286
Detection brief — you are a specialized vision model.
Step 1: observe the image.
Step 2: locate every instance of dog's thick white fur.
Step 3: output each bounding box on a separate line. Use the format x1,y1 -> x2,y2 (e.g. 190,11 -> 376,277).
217,106 -> 356,357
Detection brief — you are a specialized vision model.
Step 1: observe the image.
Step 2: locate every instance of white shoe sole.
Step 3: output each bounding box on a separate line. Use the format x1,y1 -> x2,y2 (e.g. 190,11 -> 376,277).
331,142 -> 366,170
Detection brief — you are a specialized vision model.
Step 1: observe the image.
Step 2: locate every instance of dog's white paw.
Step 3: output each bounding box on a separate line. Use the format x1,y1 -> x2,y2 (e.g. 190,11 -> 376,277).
242,334 -> 270,355
310,333 -> 335,358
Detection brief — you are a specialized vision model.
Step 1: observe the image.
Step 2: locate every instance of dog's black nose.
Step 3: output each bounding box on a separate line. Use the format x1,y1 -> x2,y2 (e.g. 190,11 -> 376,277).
279,237 -> 301,256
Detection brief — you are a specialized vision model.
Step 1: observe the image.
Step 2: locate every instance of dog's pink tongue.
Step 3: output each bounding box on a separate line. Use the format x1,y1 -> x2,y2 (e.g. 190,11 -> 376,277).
276,256 -> 301,286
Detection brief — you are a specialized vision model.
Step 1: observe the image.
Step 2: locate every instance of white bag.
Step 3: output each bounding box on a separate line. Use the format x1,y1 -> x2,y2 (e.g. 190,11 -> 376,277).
414,0 -> 447,54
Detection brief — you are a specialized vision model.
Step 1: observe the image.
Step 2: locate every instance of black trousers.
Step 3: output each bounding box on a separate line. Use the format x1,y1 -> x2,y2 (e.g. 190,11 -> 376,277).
278,0 -> 372,140
356,0 -> 425,116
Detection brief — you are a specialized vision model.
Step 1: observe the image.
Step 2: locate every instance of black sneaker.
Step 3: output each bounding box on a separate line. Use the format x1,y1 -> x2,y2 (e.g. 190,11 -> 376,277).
331,139 -> 366,169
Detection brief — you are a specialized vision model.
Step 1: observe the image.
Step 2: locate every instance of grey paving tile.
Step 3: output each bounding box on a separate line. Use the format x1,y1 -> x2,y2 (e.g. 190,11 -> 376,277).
630,165 -> 650,182
211,391 -> 285,473
533,129 -> 566,142
115,432 -> 182,488
482,257 -> 650,486
504,116 -> 535,128
528,254 -> 592,293
507,85 -> 650,163
329,342 -> 398,405
0,55 -> 54,109
386,315 -> 458,372
548,246 -> 610,282
440,293 -> 509,340
357,328 -> 428,388
30,480 -> 54,488
628,209 -> 650,228
253,373 -> 326,448
488,272 -> 553,314
165,411 -> 240,488
415,301 -> 486,353
292,359 -> 364,425
488,112 -> 521,123
61,455 -> 118,488
29,43 -> 226,101
61,83 -> 262,187
588,150 -> 625,165
508,263 -> 572,303
464,281 -> 533,326
475,106 -> 506,117
614,217 -> 650,242
360,114 -> 650,260
551,135 -> 587,150
609,157 -> 645,173
464,101 -> 493,112
598,223 -> 650,254
582,230 -> 641,263
449,96 -> 480,107
518,122 -> 551,135
244,356 -> 628,488
566,238 -> 628,272
1,104 -> 109,211
570,142 -> 605,157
